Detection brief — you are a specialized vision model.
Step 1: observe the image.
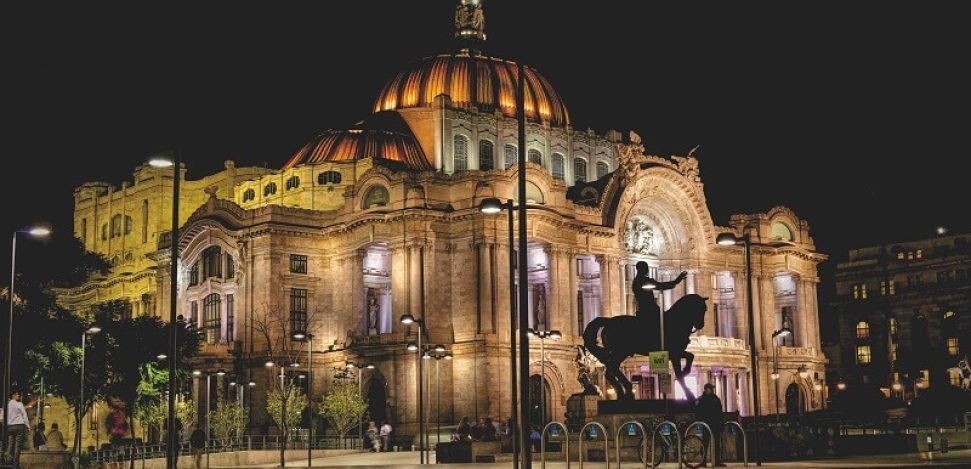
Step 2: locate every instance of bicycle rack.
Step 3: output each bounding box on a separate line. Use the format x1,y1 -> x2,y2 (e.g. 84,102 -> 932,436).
542,421 -> 571,469
614,420 -> 648,469
724,421 -> 748,467
684,421 -> 715,468
651,420 -> 682,469
579,422 -> 610,469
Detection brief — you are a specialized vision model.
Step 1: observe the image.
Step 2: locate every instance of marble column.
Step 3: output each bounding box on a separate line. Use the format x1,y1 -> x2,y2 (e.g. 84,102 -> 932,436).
568,250 -> 579,337
726,371 -> 738,413
477,242 -> 495,333
596,255 -> 609,318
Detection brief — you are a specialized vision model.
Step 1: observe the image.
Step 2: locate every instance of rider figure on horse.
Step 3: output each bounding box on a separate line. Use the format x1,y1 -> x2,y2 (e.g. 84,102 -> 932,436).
632,261 -> 688,341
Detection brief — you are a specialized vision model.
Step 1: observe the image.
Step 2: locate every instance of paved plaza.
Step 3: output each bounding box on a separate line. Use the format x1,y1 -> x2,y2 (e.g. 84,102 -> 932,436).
217,448 -> 971,468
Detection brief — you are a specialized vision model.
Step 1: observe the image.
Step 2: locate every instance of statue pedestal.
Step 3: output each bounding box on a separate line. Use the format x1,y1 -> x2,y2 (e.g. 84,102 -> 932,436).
566,393 -> 601,431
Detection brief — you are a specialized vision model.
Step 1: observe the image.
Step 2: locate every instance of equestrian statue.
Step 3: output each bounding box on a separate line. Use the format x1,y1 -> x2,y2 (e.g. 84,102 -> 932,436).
582,261 -> 707,401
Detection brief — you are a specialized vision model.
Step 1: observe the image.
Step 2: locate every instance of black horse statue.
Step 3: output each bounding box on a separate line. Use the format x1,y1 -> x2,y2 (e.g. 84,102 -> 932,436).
582,294 -> 707,401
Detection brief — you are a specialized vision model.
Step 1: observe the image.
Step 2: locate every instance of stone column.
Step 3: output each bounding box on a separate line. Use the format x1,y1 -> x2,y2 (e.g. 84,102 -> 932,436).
596,255 -> 609,318
726,371 -> 738,413
568,250 -> 579,337
352,249 -> 367,336
409,243 -> 423,321
686,270 -> 697,295
477,241 -> 495,333
739,371 -> 751,416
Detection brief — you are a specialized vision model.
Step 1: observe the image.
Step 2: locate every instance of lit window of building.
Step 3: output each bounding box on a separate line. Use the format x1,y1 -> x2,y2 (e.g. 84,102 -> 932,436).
890,341 -> 898,362
950,369 -> 963,387
855,320 -> 869,339
916,249 -> 923,259
947,337 -> 960,356
888,317 -> 897,335
856,345 -> 871,364
889,280 -> 896,295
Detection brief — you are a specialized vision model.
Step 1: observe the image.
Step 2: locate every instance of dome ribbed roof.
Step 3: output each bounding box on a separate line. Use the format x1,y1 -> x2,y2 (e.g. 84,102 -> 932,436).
282,111 -> 432,170
374,51 -> 570,127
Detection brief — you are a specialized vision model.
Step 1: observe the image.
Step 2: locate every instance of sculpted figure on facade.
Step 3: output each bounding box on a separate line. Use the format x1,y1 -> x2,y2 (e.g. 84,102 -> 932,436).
624,217 -> 655,256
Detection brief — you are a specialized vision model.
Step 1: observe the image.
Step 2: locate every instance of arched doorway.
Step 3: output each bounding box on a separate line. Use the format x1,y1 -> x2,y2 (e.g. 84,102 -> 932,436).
785,382 -> 806,415
528,375 -> 551,427
367,380 -> 387,424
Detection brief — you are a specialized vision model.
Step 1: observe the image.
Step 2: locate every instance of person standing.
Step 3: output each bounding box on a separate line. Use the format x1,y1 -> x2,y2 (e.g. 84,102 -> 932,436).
379,420 -> 392,452
695,383 -> 725,466
5,390 -> 37,469
189,427 -> 206,469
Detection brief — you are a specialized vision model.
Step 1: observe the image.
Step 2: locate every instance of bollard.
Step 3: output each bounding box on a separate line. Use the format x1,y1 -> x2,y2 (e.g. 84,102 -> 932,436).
926,434 -> 933,452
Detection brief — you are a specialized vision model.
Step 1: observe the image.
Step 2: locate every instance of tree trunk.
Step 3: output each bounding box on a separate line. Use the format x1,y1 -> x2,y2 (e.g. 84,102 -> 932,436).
128,409 -> 137,469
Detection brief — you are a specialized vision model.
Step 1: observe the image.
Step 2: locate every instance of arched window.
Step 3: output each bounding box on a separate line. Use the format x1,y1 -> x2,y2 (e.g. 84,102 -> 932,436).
264,182 -> 278,196
551,153 -> 565,179
479,140 -> 494,170
202,246 -> 222,279
318,171 -> 342,185
516,181 -> 545,205
573,158 -> 588,184
596,161 -> 610,179
286,175 -> 300,190
504,144 -> 516,168
203,293 -> 221,344
772,222 -> 794,242
242,188 -> 255,202
855,320 -> 869,339
528,149 -> 542,166
453,135 -> 468,171
111,214 -> 122,238
363,185 -> 389,209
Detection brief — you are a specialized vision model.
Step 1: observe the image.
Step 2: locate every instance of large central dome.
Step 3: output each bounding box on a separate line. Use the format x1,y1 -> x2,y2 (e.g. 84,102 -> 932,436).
374,51 -> 571,128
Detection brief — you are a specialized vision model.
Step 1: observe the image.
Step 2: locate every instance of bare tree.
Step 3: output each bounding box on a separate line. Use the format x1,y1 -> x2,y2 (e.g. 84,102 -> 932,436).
252,302 -> 321,467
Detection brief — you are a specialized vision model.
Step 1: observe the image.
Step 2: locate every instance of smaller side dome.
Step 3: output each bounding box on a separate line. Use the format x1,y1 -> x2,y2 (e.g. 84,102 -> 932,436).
282,111 -> 432,170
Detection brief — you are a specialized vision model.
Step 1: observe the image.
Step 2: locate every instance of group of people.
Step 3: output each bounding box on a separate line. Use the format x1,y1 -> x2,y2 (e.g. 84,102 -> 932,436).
365,420 -> 392,452
452,416 -> 513,442
4,390 -> 68,469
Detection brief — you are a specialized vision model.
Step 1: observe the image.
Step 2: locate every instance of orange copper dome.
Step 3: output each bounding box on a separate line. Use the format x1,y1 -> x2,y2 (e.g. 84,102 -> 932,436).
283,112 -> 432,170
374,51 -> 570,127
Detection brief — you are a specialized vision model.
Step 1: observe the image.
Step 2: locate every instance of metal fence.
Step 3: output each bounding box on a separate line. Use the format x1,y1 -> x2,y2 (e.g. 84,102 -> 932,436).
88,435 -> 361,464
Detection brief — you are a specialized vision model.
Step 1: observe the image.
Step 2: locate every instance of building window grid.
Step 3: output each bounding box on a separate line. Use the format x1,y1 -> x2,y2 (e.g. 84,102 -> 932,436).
947,337 -> 960,356
856,345 -> 871,364
855,321 -> 869,339
889,317 -> 898,335
226,294 -> 234,343
479,140 -> 494,170
574,158 -> 587,184
290,254 -> 308,274
504,144 -> 516,168
528,149 -> 542,166
949,369 -> 963,386
290,288 -> 308,335
596,161 -> 609,179
551,153 -> 565,179
189,262 -> 199,287
203,293 -> 221,345
286,175 -> 300,190
203,247 -> 222,279
454,135 -> 468,171
190,301 -> 199,327
318,171 -> 342,185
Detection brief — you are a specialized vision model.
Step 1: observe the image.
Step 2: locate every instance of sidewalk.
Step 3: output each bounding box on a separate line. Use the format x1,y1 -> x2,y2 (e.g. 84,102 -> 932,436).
218,448 -> 971,468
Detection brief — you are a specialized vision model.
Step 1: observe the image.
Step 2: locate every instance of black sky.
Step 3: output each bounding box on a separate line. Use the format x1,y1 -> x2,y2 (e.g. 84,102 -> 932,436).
4,2 -> 969,340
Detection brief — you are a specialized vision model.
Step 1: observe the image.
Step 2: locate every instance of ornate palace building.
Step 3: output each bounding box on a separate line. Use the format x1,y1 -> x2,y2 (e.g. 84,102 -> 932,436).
57,0 -> 828,438
833,232 -> 971,397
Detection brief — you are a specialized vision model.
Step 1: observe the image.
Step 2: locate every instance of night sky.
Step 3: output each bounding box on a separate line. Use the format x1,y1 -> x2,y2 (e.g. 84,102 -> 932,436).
5,2 -> 969,341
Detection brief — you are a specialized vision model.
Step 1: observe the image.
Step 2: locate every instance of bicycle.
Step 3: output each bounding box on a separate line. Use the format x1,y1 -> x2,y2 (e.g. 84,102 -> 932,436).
637,418 -> 706,469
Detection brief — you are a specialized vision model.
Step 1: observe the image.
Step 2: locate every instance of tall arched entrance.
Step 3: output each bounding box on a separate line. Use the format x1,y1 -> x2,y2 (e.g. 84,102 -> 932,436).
785,382 -> 806,415
528,375 -> 551,427
367,380 -> 387,424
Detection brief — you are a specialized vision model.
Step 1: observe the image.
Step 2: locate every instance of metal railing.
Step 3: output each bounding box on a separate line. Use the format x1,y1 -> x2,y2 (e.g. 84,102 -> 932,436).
541,421 -> 570,469
579,422 -> 609,469
651,420 -> 682,469
87,435 -> 361,464
683,422 -> 714,468
724,421 -> 748,467
614,420 -> 647,469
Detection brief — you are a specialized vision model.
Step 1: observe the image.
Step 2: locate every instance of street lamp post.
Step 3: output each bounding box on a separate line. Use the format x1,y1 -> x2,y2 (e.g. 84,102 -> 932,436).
526,329 -> 560,426
3,225 -> 51,455
479,197 -> 520,469
293,332 -> 314,467
401,314 -> 427,464
428,351 -> 452,448
770,327 -> 791,419
148,154 -> 181,469
73,325 -> 101,469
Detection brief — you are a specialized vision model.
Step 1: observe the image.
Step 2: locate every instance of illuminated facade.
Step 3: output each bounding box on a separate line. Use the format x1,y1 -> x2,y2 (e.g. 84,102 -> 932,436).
57,0 -> 828,439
